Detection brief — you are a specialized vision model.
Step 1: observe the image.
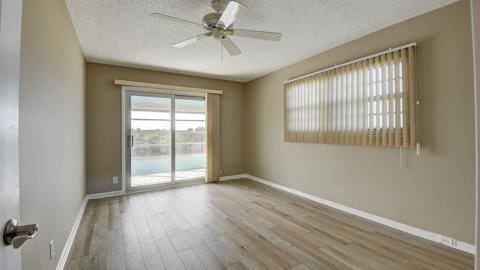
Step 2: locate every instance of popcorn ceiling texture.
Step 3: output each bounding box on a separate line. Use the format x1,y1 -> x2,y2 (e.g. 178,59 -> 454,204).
65,0 -> 456,82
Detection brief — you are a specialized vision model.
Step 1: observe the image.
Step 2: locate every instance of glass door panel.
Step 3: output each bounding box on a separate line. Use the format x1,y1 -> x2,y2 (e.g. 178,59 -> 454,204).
129,94 -> 172,188
175,97 -> 206,181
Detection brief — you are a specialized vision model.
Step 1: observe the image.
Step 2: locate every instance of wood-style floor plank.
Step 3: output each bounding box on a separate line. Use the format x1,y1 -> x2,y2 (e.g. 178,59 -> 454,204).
67,179 -> 474,270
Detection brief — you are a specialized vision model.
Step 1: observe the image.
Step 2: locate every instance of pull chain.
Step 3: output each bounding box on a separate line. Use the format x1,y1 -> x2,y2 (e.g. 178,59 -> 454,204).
399,147 -> 403,168
220,38 -> 223,60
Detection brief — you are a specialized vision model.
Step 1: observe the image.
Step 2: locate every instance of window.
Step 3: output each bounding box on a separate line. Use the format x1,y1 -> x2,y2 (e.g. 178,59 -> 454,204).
284,45 -> 417,147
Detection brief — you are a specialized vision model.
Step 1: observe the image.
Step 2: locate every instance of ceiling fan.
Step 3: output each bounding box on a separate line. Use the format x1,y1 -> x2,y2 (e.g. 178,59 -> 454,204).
151,0 -> 282,56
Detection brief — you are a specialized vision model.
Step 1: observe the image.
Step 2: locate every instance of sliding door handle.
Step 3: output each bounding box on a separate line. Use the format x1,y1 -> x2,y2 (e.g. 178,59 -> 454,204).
128,135 -> 134,147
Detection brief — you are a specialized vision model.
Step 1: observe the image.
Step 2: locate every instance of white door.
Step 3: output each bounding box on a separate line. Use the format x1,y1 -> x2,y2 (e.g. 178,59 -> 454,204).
0,0 -> 23,269
125,90 -> 206,192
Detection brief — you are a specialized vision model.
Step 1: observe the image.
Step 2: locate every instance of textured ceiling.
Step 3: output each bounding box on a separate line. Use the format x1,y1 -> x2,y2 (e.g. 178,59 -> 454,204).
65,0 -> 456,82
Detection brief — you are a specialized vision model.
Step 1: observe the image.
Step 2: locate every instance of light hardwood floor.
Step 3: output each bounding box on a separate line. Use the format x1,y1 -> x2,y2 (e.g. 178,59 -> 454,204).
67,179 -> 474,270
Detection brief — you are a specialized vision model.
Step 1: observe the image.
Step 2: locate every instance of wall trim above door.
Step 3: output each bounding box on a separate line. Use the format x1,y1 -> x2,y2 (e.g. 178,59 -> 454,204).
114,79 -> 223,95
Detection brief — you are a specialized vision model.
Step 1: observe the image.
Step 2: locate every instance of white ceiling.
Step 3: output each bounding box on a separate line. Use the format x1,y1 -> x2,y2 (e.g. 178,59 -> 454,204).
65,0 -> 456,82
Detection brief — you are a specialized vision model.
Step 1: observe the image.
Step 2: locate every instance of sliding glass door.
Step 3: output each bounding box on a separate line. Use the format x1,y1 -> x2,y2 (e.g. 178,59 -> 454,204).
125,91 -> 206,191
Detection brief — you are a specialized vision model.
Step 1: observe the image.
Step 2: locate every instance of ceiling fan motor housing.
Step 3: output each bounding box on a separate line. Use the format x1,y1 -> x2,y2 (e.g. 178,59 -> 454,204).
203,13 -> 222,28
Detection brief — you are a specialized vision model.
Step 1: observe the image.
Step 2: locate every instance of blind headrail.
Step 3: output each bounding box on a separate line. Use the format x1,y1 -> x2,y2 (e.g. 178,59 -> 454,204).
283,42 -> 417,85
114,79 -> 223,95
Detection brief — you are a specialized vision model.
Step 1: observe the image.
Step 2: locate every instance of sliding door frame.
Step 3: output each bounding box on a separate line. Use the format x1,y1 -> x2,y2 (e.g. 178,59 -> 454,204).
121,86 -> 206,194
472,0 -> 479,267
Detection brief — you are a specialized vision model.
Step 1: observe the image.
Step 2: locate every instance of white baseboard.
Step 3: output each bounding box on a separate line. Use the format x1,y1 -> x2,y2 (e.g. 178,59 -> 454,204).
57,190 -> 125,269
219,174 -> 247,181
56,197 -> 88,270
243,174 -> 475,255
85,190 -> 124,200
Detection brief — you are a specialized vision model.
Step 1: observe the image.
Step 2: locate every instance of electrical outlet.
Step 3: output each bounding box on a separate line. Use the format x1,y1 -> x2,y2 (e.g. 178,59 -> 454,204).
112,176 -> 119,184
440,236 -> 458,248
49,239 -> 55,260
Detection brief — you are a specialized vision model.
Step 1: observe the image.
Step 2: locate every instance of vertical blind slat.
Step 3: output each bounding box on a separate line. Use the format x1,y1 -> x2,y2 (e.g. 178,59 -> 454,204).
387,52 -> 394,146
340,67 -> 346,144
318,75 -> 323,141
328,72 -> 333,143
305,79 -> 310,141
367,58 -> 377,146
382,53 -> 389,147
325,73 -> 330,142
284,86 -> 288,140
308,79 -> 315,142
408,46 -> 417,148
375,57 -> 384,146
394,50 -> 401,147
362,60 -> 368,146
300,79 -> 305,141
333,70 -> 338,144
402,49 -> 409,147
353,63 -> 359,144
294,81 -> 298,140
348,65 -> 354,144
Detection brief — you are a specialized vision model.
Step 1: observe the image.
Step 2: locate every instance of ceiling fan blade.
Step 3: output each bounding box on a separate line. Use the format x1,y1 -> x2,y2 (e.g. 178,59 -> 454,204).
222,37 -> 241,56
217,1 -> 247,29
172,32 -> 212,48
151,13 -> 205,28
231,29 -> 282,41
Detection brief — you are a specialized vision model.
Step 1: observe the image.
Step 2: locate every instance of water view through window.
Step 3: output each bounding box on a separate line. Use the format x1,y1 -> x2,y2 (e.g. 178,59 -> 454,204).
129,95 -> 205,188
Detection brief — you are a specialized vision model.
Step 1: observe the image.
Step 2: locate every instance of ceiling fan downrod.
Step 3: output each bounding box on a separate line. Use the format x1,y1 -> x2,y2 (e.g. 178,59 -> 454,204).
210,0 -> 228,13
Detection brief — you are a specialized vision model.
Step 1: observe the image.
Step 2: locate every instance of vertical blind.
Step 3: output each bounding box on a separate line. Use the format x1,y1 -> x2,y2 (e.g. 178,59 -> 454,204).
206,93 -> 221,182
284,45 -> 417,148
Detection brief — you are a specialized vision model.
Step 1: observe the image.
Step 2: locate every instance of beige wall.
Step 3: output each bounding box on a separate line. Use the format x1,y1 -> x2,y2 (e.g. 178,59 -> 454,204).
245,0 -> 475,244
19,0 -> 86,269
86,63 -> 245,193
